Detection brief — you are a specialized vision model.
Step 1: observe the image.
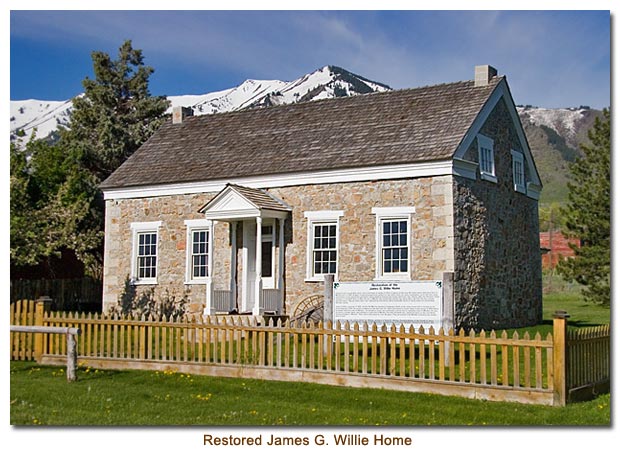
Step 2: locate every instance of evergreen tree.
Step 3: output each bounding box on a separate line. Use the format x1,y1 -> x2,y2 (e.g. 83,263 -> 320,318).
558,109 -> 610,306
62,40 -> 170,181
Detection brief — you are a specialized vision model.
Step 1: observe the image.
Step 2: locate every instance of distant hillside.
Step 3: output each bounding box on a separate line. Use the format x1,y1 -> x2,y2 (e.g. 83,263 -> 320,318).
517,106 -> 603,205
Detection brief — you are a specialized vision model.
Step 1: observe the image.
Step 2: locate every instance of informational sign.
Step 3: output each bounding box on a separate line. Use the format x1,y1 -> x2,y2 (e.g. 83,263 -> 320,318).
333,281 -> 443,332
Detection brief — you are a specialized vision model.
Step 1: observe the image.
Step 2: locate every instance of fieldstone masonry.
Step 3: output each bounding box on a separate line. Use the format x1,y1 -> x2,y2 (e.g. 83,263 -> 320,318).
453,98 -> 542,329
102,176 -> 456,318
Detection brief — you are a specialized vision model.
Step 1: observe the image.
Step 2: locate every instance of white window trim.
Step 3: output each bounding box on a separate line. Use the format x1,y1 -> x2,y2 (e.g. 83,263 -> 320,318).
477,134 -> 497,183
130,221 -> 162,285
260,220 -> 277,288
184,219 -> 212,284
304,210 -> 344,282
372,207 -> 415,280
511,150 -> 526,193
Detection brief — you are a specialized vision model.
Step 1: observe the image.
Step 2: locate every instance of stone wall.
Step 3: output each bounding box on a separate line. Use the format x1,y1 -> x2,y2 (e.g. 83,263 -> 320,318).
453,98 -> 543,329
102,176 -> 455,316
102,193 -> 229,315
268,177 -> 455,311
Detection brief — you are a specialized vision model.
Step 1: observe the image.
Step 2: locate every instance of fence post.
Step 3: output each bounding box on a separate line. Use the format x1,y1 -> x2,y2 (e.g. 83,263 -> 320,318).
552,311 -> 569,406
442,272 -> 454,367
323,274 -> 334,356
34,297 -> 52,362
67,332 -> 78,382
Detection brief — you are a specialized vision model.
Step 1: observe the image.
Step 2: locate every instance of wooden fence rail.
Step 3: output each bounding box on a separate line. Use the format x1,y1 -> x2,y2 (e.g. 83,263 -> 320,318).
10,325 -> 81,382
9,301 -> 611,406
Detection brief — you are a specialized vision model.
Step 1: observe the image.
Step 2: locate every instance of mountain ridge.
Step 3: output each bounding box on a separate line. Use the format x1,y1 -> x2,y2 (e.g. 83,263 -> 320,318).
10,65 -> 602,204
10,65 -> 391,142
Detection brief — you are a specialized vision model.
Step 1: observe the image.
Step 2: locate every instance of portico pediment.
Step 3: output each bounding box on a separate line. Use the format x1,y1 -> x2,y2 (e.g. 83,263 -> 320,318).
200,183 -> 291,221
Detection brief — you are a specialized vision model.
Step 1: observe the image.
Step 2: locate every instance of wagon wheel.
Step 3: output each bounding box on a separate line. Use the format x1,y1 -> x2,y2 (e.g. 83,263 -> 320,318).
290,294 -> 324,324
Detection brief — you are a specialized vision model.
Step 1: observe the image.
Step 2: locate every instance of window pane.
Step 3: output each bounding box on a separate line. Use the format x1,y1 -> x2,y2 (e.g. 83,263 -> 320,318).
137,231 -> 157,279
190,229 -> 208,279
262,241 -> 272,277
381,219 -> 409,275
311,222 -> 338,277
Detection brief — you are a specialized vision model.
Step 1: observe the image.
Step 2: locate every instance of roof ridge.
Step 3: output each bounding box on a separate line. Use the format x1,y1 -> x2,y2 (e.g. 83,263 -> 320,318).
174,76 -> 504,124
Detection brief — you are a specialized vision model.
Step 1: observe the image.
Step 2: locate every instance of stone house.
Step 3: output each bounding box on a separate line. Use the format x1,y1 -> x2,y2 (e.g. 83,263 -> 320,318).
100,65 -> 543,330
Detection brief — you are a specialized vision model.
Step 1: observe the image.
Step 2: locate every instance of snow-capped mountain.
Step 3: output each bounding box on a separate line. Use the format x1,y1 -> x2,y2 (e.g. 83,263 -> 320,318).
10,65 -> 390,142
10,99 -> 73,143
516,106 -> 597,150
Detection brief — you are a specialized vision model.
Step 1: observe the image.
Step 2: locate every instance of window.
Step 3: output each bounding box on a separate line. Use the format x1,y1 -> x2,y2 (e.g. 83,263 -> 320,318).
185,219 -> 211,283
372,207 -> 415,280
304,210 -> 343,281
190,230 -> 209,279
137,232 -> 158,279
131,221 -> 162,284
511,150 -> 526,193
261,225 -> 274,279
313,223 -> 338,275
381,220 -> 409,274
477,134 -> 497,182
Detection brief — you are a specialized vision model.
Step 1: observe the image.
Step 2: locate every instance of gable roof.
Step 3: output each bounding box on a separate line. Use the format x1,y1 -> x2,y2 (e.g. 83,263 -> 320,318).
199,183 -> 291,214
100,76 -> 504,190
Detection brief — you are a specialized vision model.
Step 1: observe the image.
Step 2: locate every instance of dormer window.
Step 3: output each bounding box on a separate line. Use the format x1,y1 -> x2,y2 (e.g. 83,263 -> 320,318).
477,134 -> 497,183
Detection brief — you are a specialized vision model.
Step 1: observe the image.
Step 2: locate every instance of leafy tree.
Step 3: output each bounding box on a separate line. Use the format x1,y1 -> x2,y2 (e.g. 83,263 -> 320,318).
10,136 -> 103,275
10,141 -> 43,266
558,109 -> 610,306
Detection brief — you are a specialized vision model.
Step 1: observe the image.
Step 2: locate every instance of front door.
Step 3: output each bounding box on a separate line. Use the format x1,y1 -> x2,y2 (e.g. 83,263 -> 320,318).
241,220 -> 276,312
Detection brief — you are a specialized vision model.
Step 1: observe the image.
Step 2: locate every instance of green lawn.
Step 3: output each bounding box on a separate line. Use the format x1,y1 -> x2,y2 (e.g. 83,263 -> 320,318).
542,292 -> 610,327
9,361 -> 610,426
10,288 -> 611,426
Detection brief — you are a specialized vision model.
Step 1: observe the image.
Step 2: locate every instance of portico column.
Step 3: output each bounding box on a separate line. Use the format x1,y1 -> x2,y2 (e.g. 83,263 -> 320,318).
229,221 -> 237,312
205,220 -> 215,315
278,217 -> 285,314
253,216 -> 262,316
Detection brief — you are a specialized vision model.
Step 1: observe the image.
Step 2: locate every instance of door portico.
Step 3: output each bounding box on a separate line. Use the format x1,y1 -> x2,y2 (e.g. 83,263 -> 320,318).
199,184 -> 290,316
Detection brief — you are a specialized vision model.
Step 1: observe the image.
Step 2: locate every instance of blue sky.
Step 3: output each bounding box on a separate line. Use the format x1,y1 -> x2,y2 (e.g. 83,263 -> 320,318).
8,10 -> 612,108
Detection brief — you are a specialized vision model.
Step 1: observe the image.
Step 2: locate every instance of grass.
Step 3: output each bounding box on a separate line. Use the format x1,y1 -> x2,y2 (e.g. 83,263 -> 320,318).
9,361 -> 610,426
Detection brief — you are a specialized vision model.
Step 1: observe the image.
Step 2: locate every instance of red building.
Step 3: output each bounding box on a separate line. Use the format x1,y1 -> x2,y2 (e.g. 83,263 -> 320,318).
540,230 -> 580,269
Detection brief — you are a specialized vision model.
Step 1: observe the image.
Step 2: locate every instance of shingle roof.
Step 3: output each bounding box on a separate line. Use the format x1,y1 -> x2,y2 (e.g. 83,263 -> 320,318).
101,76 -> 503,190
199,184 -> 292,213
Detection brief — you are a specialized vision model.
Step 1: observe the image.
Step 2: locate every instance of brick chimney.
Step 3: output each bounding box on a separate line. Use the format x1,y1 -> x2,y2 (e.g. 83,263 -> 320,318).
474,65 -> 498,87
172,106 -> 194,124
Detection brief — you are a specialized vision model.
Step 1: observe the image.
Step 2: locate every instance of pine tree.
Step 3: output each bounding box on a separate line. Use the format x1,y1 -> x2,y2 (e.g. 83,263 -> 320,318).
558,109 -> 610,306
62,40 -> 170,181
